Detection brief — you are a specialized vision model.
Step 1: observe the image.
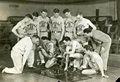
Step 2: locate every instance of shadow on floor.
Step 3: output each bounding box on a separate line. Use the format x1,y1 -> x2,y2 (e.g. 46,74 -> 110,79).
0,51 -> 92,82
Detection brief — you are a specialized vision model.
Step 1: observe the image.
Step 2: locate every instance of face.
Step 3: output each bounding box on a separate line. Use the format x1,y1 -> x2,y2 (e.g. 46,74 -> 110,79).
32,38 -> 39,45
53,13 -> 59,18
76,14 -> 83,21
32,16 -> 37,21
24,17 -> 32,23
41,11 -> 47,18
42,39 -> 48,43
65,12 -> 70,17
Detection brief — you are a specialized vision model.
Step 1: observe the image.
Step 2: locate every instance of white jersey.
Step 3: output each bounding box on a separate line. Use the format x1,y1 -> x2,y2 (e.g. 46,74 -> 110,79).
38,16 -> 49,31
50,16 -> 64,32
75,18 -> 96,34
25,21 -> 37,34
12,18 -> 36,36
64,16 -> 76,32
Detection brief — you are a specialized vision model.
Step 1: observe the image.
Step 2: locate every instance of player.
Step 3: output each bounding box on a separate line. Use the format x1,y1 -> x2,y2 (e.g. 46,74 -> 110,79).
80,45 -> 109,78
37,9 -> 49,38
63,8 -> 76,40
50,8 -> 65,42
63,36 -> 85,71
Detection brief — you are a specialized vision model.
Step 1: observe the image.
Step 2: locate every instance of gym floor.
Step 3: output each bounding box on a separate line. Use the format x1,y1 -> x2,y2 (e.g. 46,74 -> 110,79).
0,51 -> 119,82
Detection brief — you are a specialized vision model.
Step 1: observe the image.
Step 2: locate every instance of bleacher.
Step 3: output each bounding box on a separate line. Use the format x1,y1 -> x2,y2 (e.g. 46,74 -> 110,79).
0,16 -> 23,50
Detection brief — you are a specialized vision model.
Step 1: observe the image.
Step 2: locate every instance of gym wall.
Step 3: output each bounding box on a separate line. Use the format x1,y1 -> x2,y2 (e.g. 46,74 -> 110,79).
0,1 -> 117,20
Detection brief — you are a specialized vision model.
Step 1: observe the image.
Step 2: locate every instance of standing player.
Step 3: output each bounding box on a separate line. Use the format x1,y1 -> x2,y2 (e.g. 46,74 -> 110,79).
74,12 -> 97,45
12,14 -> 33,39
37,9 -> 49,38
32,11 -> 39,36
63,8 -> 76,40
50,8 -> 65,42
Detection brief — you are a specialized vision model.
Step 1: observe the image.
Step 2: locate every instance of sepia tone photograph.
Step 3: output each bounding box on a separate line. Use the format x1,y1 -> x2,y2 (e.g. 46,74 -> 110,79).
0,0 -> 119,82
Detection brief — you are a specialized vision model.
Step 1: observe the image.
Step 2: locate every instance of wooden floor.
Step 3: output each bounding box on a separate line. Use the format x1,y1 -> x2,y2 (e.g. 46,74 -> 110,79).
0,51 -> 119,82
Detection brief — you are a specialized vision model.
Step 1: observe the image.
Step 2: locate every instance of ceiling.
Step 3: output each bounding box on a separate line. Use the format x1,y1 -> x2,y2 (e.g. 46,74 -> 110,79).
0,0 -> 115,4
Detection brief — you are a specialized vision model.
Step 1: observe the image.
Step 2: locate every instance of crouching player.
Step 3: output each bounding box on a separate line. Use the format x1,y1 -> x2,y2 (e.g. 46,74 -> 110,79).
37,36 -> 58,68
63,36 -> 85,71
80,45 -> 109,78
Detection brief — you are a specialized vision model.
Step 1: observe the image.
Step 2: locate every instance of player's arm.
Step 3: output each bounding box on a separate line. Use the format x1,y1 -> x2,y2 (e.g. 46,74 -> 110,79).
48,43 -> 55,58
36,22 -> 40,36
95,56 -> 109,78
73,24 -> 77,38
49,17 -> 53,31
12,22 -> 24,38
66,41 -> 76,54
88,20 -> 97,30
59,18 -> 65,42
47,18 -> 51,32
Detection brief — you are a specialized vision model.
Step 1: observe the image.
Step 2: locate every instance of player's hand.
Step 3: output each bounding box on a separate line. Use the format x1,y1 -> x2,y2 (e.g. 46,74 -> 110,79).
19,35 -> 24,38
64,67 -> 68,71
102,75 -> 109,78
63,52 -> 69,57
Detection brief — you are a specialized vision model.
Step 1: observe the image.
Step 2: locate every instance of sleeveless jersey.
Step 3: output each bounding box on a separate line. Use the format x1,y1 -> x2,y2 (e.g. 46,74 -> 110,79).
64,16 -> 76,32
50,16 -> 64,32
38,16 -> 49,31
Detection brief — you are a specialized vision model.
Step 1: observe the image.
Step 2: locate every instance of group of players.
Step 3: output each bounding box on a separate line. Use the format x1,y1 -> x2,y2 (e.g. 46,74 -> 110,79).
1,8 -> 111,78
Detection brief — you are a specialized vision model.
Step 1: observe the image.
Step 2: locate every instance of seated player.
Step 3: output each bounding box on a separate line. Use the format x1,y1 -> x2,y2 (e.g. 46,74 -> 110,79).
80,45 -> 109,78
37,36 -> 59,68
63,36 -> 85,71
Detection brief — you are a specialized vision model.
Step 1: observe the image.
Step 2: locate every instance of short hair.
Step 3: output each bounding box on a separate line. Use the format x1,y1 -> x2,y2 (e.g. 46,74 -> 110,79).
25,14 -> 33,19
41,9 -> 48,13
53,8 -> 60,13
84,45 -> 94,51
32,35 -> 40,40
62,36 -> 71,41
83,27 -> 92,33
76,11 -> 82,16
63,8 -> 70,14
32,11 -> 39,17
41,36 -> 49,40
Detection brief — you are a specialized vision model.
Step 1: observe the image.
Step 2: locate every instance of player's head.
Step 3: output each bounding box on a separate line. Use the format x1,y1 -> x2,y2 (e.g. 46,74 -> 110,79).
59,41 -> 66,52
63,36 -> 71,45
32,11 -> 39,20
84,45 -> 94,55
31,35 -> 40,45
83,27 -> 93,36
32,11 -> 39,17
40,9 -> 48,17
41,36 -> 49,40
53,8 -> 60,17
25,14 -> 33,19
24,14 -> 33,22
84,45 -> 94,51
76,11 -> 83,20
63,8 -> 71,17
